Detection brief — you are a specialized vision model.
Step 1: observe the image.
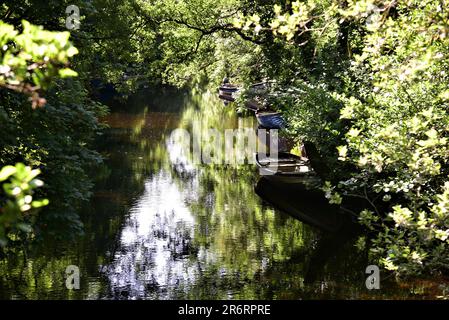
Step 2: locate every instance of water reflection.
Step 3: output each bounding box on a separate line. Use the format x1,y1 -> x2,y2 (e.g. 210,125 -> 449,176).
106,171 -> 197,299
254,176 -> 351,233
102,90 -> 313,299
1,86 -> 448,299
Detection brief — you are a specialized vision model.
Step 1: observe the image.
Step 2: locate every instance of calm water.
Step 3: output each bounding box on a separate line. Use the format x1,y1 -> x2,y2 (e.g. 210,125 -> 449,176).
1,87 -> 447,299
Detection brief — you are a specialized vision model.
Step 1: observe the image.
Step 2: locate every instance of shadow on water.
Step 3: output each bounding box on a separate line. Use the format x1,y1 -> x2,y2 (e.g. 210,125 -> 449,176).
1,86 -> 448,299
255,177 -> 359,272
255,176 -> 352,233
255,175 -> 368,292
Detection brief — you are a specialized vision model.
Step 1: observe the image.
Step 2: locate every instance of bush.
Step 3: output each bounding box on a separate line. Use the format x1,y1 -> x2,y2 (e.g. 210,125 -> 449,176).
0,163 -> 48,247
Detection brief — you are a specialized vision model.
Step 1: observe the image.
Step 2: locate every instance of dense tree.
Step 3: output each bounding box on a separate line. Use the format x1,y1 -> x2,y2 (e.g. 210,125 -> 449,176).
236,0 -> 449,275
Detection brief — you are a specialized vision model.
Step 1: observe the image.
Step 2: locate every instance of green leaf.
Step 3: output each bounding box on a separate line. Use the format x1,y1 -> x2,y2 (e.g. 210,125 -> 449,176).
58,68 -> 78,78
66,46 -> 79,57
0,166 -> 16,181
31,199 -> 49,208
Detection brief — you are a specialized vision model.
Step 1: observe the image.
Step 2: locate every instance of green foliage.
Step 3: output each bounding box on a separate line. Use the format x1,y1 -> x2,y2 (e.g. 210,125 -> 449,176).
1,0 -> 448,278
0,20 -> 78,107
233,0 -> 318,41
334,0 -> 449,274
0,163 -> 48,246
234,0 -> 449,275
0,15 -> 106,243
360,181 -> 449,274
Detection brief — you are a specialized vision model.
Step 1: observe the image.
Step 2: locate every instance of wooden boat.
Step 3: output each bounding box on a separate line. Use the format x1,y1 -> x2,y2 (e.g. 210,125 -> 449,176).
255,152 -> 313,177
255,111 -> 286,129
256,127 -> 297,153
218,93 -> 235,102
250,82 -> 268,89
219,85 -> 239,93
218,82 -> 238,104
245,100 -> 260,111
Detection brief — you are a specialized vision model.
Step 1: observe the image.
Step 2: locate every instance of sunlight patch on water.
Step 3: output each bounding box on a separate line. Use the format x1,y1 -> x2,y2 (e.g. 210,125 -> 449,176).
107,171 -> 198,298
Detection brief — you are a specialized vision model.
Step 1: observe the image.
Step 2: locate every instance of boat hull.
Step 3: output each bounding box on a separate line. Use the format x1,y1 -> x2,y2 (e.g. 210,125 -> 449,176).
218,93 -> 235,102
218,86 -> 239,93
256,112 -> 286,129
255,152 -> 313,177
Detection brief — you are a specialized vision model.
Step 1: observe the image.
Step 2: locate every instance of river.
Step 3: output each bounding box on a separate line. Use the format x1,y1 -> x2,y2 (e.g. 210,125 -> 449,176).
0,87 -> 445,299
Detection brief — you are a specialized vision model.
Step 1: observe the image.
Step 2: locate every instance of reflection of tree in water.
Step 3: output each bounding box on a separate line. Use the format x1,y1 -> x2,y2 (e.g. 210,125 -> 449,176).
1,88 -> 441,299
99,89 -> 316,299
0,87 -> 191,299
105,172 -> 199,299
102,89 -> 434,300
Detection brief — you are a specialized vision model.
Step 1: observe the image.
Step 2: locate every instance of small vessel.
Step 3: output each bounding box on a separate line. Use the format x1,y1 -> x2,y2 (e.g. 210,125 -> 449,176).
244,100 -> 261,111
255,111 -> 286,129
218,93 -> 235,102
219,85 -> 239,93
219,77 -> 239,95
256,127 -> 297,153
255,152 -> 313,177
218,77 -> 239,105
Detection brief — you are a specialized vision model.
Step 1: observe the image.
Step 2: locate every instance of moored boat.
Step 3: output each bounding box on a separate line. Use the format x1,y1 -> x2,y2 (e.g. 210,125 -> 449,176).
218,78 -> 239,104
219,85 -> 239,93
255,111 -> 286,129
256,125 -> 296,153
255,152 -> 313,177
218,93 -> 235,102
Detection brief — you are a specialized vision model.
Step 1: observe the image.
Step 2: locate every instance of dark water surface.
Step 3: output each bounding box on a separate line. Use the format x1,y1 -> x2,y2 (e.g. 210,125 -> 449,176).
1,87 -> 447,299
